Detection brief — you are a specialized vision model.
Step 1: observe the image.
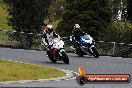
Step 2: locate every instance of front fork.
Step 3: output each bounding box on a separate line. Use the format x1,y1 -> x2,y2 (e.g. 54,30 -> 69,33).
59,48 -> 65,56
89,45 -> 95,54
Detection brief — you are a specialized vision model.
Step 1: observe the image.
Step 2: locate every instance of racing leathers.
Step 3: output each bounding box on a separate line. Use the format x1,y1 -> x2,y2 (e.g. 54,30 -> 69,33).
41,29 -> 61,51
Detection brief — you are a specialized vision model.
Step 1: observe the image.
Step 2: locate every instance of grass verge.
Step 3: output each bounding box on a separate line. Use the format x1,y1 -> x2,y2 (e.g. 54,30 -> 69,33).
0,60 -> 66,82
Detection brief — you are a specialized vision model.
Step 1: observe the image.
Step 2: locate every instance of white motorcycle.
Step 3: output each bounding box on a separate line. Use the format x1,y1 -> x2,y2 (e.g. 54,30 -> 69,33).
47,38 -> 69,64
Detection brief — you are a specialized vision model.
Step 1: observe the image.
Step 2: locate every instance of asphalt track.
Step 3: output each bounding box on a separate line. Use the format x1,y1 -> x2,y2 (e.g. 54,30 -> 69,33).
0,47 -> 132,88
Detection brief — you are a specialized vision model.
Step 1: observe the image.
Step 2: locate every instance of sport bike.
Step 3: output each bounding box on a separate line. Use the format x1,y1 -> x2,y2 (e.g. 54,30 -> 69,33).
47,38 -> 69,64
70,34 -> 99,58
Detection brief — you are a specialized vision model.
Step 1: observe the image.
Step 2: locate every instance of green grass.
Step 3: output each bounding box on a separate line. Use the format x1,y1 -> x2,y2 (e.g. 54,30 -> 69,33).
0,60 -> 66,82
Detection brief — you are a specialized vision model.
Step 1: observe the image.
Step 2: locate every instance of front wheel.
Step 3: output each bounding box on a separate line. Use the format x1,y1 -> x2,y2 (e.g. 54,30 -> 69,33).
61,51 -> 69,64
91,47 -> 99,58
48,57 -> 56,63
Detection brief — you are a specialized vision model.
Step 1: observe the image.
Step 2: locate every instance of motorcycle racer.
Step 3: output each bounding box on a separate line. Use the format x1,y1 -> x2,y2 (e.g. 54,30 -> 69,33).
70,24 -> 93,56
72,24 -> 85,41
41,24 -> 61,57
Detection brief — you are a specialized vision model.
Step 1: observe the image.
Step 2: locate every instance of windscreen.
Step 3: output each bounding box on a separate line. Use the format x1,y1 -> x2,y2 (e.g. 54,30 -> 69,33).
81,34 -> 90,40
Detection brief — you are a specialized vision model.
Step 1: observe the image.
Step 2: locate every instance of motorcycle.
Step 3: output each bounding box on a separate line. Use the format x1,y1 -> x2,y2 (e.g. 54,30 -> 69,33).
70,34 -> 99,58
47,38 -> 69,64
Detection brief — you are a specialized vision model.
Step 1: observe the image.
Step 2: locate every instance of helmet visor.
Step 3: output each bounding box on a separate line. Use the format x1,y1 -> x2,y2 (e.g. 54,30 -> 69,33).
48,28 -> 53,32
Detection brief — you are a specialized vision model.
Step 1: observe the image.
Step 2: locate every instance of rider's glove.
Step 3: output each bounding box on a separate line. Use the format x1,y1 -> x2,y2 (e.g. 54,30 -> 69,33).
70,36 -> 73,42
48,45 -> 51,49
48,45 -> 53,49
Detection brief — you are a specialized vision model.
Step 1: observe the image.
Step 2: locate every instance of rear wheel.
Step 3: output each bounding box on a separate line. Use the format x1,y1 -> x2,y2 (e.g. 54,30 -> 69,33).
61,51 -> 69,64
76,48 -> 84,57
77,52 -> 84,57
91,47 -> 99,58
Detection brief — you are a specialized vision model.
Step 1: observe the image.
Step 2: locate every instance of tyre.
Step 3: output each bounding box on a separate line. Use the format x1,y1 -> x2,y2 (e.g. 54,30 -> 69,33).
76,48 -> 84,57
48,57 -> 56,63
77,52 -> 84,57
91,47 -> 99,58
61,51 -> 69,64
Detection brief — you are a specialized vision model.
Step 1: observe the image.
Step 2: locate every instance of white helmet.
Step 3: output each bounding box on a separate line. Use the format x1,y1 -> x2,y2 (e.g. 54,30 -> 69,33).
74,24 -> 80,29
46,24 -> 53,33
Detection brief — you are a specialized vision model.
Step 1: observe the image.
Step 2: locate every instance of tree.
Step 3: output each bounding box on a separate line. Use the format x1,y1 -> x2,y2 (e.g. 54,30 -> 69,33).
2,0 -> 51,47
56,0 -> 112,39
111,0 -> 127,21
127,0 -> 132,22
48,0 -> 64,20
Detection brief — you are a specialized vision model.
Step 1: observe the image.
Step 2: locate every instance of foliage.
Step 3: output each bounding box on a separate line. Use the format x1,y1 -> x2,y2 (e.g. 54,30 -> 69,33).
44,19 -> 60,30
0,32 -> 8,40
0,2 -> 12,40
56,0 -> 112,38
48,0 -> 64,21
127,0 -> 132,22
0,2 -> 12,30
101,20 -> 132,43
111,0 -> 127,20
1,0 -> 52,47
